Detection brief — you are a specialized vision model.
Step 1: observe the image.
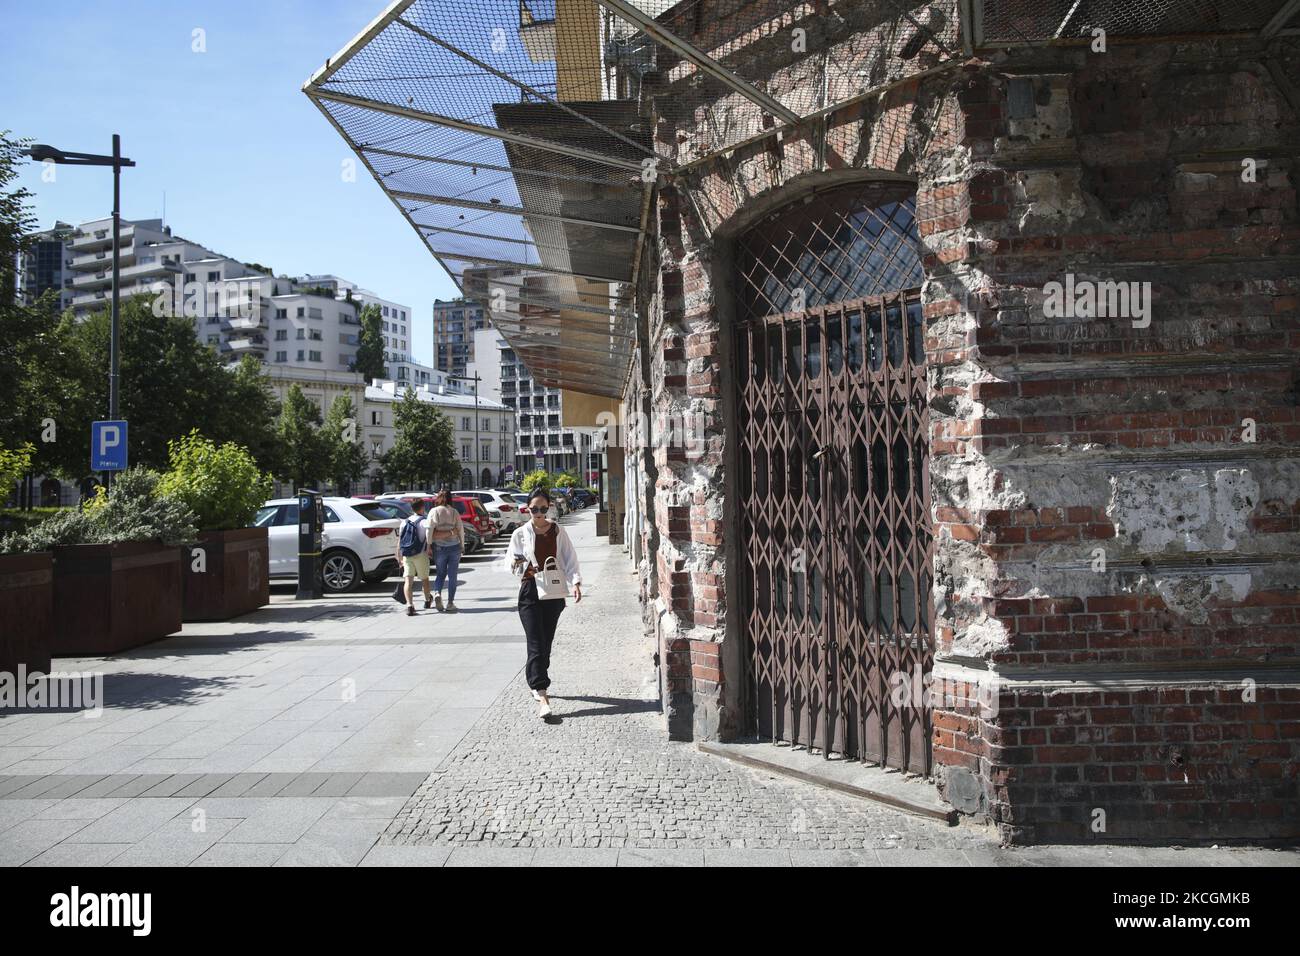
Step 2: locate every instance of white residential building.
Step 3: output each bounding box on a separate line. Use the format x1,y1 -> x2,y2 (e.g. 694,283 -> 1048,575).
364,379 -> 516,490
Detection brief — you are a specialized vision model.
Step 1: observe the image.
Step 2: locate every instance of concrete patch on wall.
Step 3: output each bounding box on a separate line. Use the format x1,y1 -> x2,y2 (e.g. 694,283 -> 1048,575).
1152,572 -> 1252,624
1107,467 -> 1259,553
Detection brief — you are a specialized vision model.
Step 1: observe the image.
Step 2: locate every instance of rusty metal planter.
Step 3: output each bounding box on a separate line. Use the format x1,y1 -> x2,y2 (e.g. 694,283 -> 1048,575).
182,527 -> 269,622
52,541 -> 182,656
0,552 -> 54,674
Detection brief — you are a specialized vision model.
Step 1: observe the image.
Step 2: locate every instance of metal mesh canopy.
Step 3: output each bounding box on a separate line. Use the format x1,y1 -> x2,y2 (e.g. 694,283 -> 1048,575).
977,0 -> 1297,43
304,0 -> 1297,394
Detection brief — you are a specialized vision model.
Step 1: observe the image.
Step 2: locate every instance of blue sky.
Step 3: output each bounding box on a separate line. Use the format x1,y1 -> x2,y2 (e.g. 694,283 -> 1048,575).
1,0 -> 460,365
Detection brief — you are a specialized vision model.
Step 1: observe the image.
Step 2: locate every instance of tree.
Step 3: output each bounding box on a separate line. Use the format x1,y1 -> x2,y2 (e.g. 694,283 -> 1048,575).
351,303 -> 385,383
275,384 -> 331,490
211,356 -> 281,475
322,395 -> 369,495
0,131 -> 35,310
382,388 -> 457,489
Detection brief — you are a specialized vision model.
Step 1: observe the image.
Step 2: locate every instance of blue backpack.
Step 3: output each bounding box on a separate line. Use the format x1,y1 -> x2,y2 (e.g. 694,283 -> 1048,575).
399,516 -> 425,556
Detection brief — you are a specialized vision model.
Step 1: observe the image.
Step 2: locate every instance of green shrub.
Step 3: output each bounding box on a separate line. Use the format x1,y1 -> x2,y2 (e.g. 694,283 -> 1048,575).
0,442 -> 34,496
158,430 -> 272,531
519,469 -> 551,494
0,466 -> 197,553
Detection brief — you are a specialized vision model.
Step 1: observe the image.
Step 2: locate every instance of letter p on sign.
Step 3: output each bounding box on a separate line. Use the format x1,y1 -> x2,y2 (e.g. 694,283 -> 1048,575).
91,420 -> 129,471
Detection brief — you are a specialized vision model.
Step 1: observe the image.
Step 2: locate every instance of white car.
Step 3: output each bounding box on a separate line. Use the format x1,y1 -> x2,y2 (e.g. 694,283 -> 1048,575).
453,489 -> 527,530
253,497 -> 402,593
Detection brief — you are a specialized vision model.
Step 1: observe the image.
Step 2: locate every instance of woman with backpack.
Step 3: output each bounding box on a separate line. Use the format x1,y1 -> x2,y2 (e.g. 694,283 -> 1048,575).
509,489 -> 581,718
428,489 -> 465,612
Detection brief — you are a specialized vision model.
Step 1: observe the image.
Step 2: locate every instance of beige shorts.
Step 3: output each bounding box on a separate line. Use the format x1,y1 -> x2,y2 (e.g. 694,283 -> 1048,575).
403,553 -> 430,579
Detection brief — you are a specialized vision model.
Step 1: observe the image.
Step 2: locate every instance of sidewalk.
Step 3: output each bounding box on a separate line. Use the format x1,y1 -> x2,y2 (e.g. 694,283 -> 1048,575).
1,512 -> 1296,867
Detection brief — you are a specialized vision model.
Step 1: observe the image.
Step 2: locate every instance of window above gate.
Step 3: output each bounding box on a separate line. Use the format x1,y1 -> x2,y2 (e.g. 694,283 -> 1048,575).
735,181 -> 923,324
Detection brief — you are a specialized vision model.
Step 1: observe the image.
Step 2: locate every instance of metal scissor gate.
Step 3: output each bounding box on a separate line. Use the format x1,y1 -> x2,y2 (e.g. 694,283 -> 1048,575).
734,182 -> 934,774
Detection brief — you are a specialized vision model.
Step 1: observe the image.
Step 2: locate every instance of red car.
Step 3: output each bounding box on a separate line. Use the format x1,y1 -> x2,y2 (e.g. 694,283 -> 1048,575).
451,495 -> 497,539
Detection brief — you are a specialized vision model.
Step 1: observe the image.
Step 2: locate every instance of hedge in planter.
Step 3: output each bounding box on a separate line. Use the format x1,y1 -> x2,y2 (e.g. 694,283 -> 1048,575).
0,442 -> 52,672
159,431 -> 273,622
0,467 -> 197,657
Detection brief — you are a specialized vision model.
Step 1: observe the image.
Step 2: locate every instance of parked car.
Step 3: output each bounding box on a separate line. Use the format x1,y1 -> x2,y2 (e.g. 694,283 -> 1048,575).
449,495 -> 497,539
253,497 -> 401,594
373,496 -> 490,554
555,486 -> 594,509
453,489 -> 527,530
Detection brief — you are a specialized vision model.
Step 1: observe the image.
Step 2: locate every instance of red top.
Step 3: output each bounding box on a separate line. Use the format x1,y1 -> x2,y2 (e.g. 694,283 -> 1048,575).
524,523 -> 558,580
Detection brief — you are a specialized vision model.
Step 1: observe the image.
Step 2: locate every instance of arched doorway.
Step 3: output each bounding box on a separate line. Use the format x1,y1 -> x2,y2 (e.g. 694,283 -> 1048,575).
733,180 -> 933,774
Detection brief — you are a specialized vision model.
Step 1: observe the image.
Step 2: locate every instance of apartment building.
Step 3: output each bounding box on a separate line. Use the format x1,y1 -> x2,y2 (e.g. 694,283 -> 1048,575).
363,378 -> 515,490
432,295 -> 487,376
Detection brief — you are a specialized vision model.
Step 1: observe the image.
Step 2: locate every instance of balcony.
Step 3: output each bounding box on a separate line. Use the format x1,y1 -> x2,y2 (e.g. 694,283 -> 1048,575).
69,241 -> 140,272
226,315 -> 265,332
69,225 -> 133,252
70,258 -> 179,290
224,335 -> 269,353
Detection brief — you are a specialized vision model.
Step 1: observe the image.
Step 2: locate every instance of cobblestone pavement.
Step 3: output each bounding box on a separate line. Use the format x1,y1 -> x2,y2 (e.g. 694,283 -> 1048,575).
383,528 -> 999,853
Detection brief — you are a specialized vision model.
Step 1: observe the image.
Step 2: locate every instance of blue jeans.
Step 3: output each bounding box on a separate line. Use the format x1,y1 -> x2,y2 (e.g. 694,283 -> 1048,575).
433,543 -> 461,600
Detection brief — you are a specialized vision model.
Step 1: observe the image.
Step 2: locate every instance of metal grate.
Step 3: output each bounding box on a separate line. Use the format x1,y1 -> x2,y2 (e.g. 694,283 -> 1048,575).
735,183 -> 932,774
978,0 -> 1294,43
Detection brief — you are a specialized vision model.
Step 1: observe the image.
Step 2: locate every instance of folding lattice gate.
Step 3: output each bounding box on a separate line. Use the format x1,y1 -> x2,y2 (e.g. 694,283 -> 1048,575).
734,183 -> 934,775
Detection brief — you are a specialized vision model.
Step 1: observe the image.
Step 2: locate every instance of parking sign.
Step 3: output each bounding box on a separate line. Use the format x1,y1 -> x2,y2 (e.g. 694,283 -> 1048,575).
91,420 -> 129,471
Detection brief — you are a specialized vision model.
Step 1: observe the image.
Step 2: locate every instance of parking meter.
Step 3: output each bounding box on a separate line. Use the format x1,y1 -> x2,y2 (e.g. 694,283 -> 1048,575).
295,489 -> 324,600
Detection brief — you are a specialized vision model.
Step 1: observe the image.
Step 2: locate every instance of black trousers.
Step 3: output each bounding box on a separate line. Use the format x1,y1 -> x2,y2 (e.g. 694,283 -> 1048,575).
518,577 -> 565,691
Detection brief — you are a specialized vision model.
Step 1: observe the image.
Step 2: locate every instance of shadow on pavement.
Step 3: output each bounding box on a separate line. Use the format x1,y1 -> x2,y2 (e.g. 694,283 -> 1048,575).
0,670 -> 241,715
548,695 -> 661,719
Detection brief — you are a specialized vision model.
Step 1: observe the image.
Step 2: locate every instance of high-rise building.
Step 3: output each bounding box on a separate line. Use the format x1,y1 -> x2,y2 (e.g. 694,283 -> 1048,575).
16,221 -> 75,310
467,326 -> 593,480
432,295 -> 488,376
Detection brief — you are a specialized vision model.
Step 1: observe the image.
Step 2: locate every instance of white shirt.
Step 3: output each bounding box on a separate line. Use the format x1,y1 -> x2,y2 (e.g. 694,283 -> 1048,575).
509,521 -> 581,586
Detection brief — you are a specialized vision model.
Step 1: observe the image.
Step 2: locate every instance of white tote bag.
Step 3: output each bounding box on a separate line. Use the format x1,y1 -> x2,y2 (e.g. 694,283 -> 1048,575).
535,556 -> 568,600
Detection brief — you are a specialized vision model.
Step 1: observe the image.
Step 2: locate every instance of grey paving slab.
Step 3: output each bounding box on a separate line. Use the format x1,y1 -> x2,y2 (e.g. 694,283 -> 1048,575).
321,796 -> 406,821
191,843 -> 292,867
0,775 -> 38,796
704,848 -> 794,867
444,847 -> 538,867
617,848 -> 706,867
277,772 -> 334,797
72,774 -> 143,799
358,844 -> 454,867
63,798 -> 196,844
272,818 -> 384,867
875,849 -> 974,866
0,798 -> 59,833
312,772 -> 365,797
34,798 -> 128,821
25,842 -> 132,867
3,775 -> 64,798
531,848 -> 620,867
106,773 -> 173,798
0,818 -> 93,866
242,773 -> 298,797
108,817 -> 240,867
346,772 -> 428,797
221,798 -> 333,844
789,849 -> 882,867
207,772 -> 269,798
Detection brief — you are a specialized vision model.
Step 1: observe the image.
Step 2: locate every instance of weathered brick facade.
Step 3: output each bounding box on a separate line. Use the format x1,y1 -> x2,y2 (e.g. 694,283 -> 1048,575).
625,1 -> 1299,844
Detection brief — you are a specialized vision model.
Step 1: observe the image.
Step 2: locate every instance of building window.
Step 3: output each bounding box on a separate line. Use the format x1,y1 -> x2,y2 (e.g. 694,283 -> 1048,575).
296,329 -> 305,339
276,308 -> 287,319
309,350 -> 322,362
371,411 -> 382,426
462,417 -> 471,430
275,351 -> 287,362
275,330 -> 287,341
207,271 -> 219,282
462,443 -> 470,460
296,350 -> 305,361
309,329 -> 322,341
296,307 -> 305,317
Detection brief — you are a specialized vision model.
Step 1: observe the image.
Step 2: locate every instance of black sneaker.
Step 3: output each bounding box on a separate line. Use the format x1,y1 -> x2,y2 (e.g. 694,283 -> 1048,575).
406,606 -> 416,617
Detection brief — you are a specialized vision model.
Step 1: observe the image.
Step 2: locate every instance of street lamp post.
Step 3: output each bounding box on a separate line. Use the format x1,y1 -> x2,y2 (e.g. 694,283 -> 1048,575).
448,372 -> 481,485
25,137 -> 135,491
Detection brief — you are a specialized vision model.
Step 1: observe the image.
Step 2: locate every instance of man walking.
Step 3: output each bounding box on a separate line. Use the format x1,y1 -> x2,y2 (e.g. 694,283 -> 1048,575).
397,498 -> 433,615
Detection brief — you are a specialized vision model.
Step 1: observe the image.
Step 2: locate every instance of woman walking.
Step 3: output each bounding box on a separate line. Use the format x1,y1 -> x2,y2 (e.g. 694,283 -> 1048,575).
510,490 -> 581,718
428,490 -> 465,612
